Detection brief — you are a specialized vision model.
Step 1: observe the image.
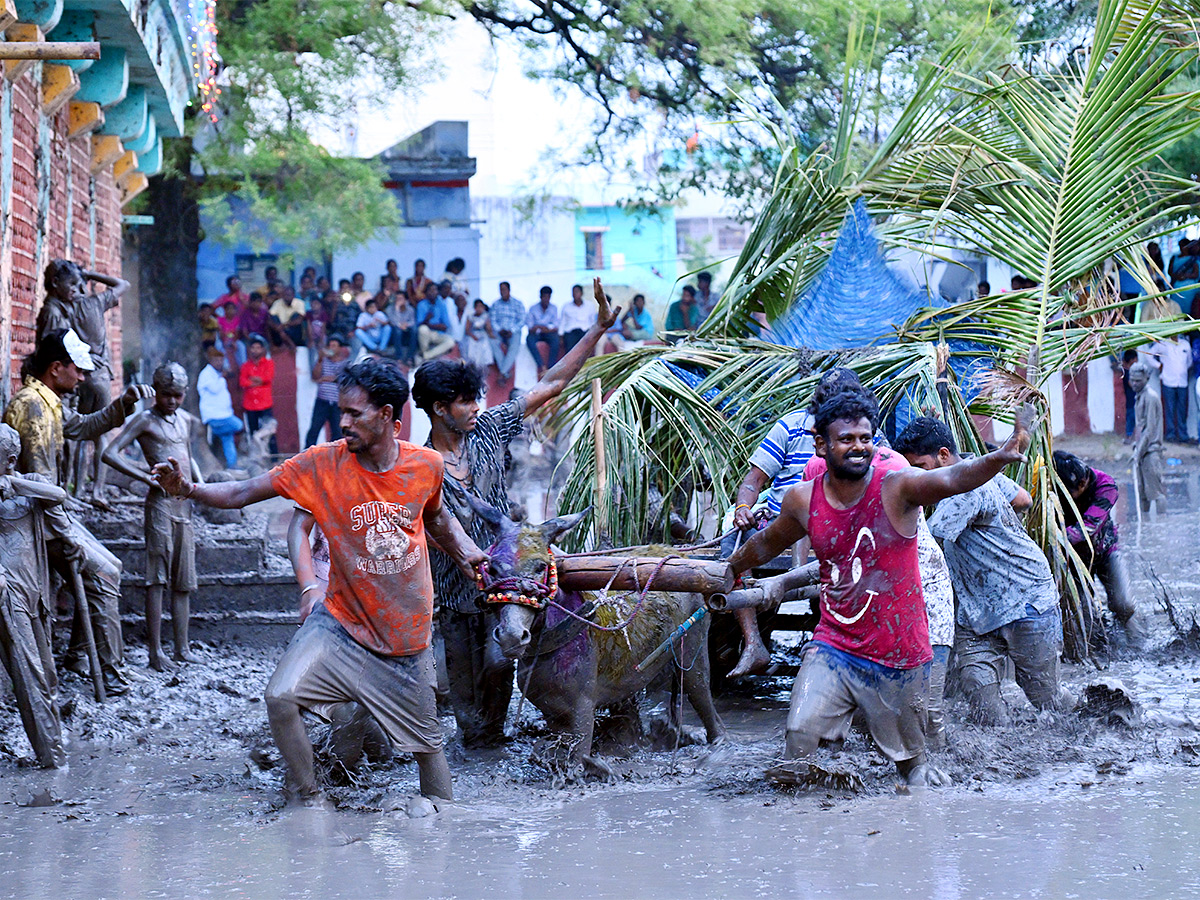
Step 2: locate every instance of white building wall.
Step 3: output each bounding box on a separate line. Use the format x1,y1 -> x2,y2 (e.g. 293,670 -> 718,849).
472,195 -> 577,304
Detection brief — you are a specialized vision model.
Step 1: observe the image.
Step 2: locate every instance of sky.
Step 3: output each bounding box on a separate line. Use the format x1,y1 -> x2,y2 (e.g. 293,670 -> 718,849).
331,15 -> 737,217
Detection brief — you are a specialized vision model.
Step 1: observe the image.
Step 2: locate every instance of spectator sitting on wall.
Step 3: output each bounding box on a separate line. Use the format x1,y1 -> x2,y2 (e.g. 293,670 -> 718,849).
199,302 -> 221,349
441,257 -> 469,299
351,271 -> 373,306
382,258 -> 399,292
255,265 -> 280,299
217,275 -> 249,316
525,285 -> 561,377
332,279 -> 362,344
664,285 -> 701,335
406,259 -> 433,302
271,284 -> 308,348
417,281 -> 455,362
560,283 -> 598,354
356,299 -> 393,356
387,289 -> 417,366
617,293 -> 654,347
449,290 -> 470,355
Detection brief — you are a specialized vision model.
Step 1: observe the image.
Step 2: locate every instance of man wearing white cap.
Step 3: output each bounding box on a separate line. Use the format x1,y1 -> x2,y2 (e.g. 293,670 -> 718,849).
3,328 -> 152,694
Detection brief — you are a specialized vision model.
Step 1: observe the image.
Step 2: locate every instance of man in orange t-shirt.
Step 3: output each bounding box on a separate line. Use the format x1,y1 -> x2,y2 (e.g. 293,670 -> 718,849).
152,359 -> 486,806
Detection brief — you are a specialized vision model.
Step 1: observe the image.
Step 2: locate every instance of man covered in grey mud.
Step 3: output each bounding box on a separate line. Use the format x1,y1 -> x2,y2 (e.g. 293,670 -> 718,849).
411,277 -> 619,748
153,359 -> 488,806
102,363 -> 202,671
1053,450 -> 1144,650
0,424 -> 80,768
895,417 -> 1075,726
1129,361 -> 1166,514
36,260 -> 128,501
3,330 -> 153,696
727,392 -> 1030,786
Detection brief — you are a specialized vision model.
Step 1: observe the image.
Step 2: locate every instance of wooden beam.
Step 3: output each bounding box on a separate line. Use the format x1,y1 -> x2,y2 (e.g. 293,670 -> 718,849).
3,24 -> 43,82
120,171 -> 148,207
68,99 -> 102,137
0,0 -> 17,32
90,133 -> 122,174
0,40 -> 99,60
112,149 -> 138,186
41,62 -> 78,116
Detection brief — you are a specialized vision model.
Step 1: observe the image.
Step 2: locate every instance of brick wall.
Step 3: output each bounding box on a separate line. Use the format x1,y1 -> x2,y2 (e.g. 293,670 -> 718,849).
0,64 -> 124,405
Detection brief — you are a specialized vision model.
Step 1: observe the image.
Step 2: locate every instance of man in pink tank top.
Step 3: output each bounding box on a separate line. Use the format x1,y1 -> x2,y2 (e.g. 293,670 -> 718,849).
728,390 -> 1030,786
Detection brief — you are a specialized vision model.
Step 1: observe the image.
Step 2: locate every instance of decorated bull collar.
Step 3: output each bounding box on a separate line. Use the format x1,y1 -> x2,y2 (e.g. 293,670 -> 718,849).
479,549 -> 559,610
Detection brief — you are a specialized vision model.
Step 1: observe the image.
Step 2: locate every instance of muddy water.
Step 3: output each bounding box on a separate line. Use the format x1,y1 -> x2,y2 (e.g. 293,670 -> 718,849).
1,750 -> 1197,899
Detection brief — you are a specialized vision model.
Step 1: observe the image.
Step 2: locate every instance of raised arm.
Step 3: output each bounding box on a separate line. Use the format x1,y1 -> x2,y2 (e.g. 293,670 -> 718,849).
84,268 -> 130,301
101,413 -> 154,487
523,277 -> 621,415
422,494 -> 488,580
894,410 -> 1029,509
152,457 -> 277,508
727,481 -> 811,577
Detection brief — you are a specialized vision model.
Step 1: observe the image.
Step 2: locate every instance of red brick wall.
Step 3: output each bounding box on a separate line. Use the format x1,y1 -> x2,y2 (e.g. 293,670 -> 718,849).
1,65 -> 124,404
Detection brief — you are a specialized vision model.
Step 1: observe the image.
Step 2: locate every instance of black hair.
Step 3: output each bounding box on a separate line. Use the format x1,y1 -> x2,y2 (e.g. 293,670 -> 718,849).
978,280 -> 990,293
248,291 -> 263,303
225,275 -> 238,290
572,283 -> 584,293
337,358 -> 408,420
813,390 -> 879,440
265,265 -> 278,275
539,285 -> 552,297
23,329 -> 73,379
1123,348 -> 1139,364
44,259 -> 81,292
807,367 -> 865,415
1052,450 -> 1090,493
352,271 -> 364,280
327,332 -> 347,346
681,284 -> 697,299
499,280 -> 511,290
338,279 -> 351,288
697,271 -> 712,283
385,258 -> 397,268
411,359 -> 484,415
198,302 -> 213,311
446,257 -> 465,273
893,416 -> 957,458
415,258 -> 426,267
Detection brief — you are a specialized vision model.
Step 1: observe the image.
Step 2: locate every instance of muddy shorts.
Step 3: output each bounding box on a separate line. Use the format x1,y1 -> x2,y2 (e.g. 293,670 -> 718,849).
266,604 -> 444,753
144,496 -> 197,591
786,641 -> 928,763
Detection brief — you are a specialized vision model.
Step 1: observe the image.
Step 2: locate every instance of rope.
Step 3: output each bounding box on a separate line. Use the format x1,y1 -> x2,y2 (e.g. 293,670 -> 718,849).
545,555 -> 677,632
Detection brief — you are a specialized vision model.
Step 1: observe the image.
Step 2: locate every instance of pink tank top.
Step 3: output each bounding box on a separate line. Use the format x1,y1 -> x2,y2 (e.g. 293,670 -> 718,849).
808,465 -> 931,669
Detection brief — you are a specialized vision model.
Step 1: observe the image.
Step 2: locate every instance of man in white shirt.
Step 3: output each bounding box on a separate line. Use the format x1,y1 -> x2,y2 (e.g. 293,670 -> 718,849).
1146,336 -> 1192,442
198,345 -> 244,466
560,283 -> 598,354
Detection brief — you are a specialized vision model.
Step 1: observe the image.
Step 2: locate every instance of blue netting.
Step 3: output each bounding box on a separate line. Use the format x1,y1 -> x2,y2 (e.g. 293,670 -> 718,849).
769,201 -> 935,351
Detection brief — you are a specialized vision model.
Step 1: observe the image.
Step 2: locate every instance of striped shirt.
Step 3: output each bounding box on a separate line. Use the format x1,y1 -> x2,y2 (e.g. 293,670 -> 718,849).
490,297 -> 526,335
747,409 -> 815,517
315,355 -> 349,403
427,397 -> 527,614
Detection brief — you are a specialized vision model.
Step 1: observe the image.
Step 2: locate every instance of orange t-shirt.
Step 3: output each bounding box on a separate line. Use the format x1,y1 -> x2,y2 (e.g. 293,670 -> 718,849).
269,440 -> 444,656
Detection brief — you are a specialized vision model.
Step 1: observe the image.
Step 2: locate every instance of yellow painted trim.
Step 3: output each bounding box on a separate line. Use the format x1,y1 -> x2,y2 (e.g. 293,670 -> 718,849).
68,100 -> 103,138
120,171 -> 148,206
90,133 -> 123,174
41,63 -> 79,116
3,23 -> 43,82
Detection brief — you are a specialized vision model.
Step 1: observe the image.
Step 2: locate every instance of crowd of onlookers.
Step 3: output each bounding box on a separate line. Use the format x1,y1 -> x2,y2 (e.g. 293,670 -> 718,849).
195,258 -> 726,462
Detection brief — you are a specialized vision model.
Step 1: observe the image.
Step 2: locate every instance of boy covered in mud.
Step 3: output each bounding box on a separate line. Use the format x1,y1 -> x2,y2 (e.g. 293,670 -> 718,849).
895,417 -> 1075,726
102,363 -> 201,671
152,359 -> 487,806
728,391 -> 1029,787
1128,362 -> 1166,514
0,424 -> 79,767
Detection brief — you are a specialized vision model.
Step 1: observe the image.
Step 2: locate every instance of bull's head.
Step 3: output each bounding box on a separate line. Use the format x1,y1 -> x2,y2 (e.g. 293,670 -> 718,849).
474,498 -> 589,659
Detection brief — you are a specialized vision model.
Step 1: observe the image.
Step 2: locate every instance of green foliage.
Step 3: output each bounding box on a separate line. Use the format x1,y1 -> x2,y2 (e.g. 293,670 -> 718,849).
459,0 -> 1015,202
546,0 -> 1200,653
180,0 -> 442,259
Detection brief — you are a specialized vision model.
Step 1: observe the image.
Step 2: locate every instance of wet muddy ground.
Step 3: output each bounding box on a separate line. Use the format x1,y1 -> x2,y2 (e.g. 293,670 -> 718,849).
4,440 -> 1200,898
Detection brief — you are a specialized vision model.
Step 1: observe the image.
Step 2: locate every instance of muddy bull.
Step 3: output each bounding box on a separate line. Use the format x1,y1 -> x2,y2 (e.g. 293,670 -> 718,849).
476,504 -> 726,764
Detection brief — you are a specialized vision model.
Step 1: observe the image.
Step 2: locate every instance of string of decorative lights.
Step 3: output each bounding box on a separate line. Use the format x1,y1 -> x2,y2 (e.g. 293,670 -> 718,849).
185,0 -> 221,122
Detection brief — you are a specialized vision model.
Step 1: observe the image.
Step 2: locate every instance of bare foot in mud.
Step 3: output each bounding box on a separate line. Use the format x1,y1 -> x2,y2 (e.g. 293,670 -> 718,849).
148,653 -> 176,674
284,787 -> 336,811
173,648 -> 196,664
764,759 -> 864,791
728,643 -> 771,678
899,762 -> 951,787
